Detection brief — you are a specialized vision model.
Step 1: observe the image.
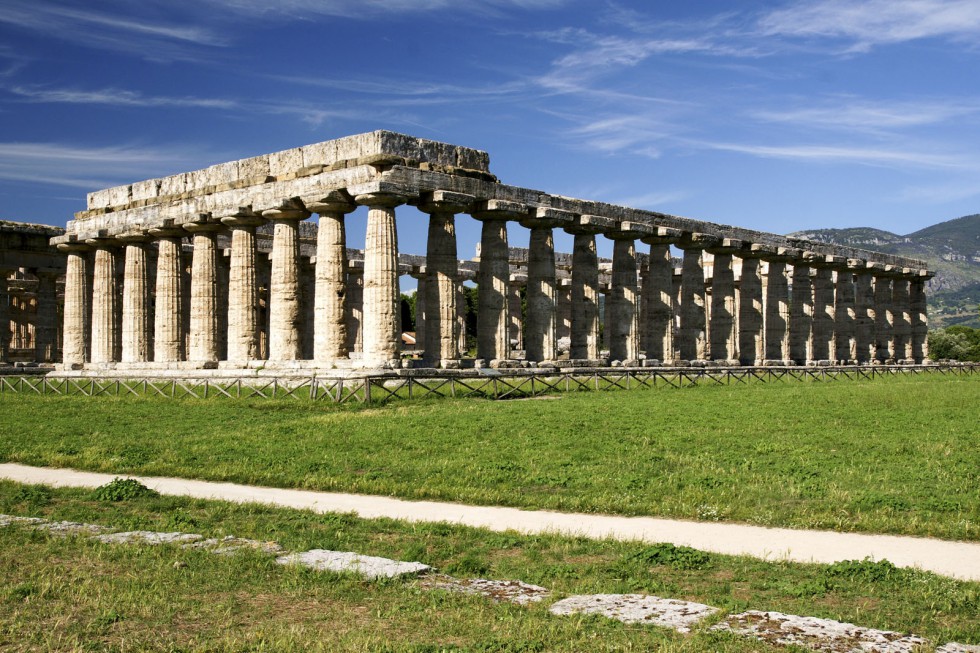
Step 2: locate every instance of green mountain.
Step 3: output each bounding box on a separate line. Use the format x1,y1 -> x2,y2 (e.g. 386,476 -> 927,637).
789,214 -> 980,328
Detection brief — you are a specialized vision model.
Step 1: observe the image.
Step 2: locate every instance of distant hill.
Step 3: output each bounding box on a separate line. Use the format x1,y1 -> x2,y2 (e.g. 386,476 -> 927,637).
789,214 -> 980,328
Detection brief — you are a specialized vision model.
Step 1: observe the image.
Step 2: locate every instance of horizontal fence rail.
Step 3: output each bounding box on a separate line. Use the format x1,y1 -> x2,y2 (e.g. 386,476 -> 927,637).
0,365 -> 977,403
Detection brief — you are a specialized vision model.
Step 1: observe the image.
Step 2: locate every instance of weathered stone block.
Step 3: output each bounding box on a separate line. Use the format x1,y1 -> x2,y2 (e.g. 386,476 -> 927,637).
130,179 -> 161,202
106,185 -> 132,207
238,155 -> 271,180
301,141 -> 338,167
86,189 -> 112,210
269,148 -> 304,177
160,173 -> 189,196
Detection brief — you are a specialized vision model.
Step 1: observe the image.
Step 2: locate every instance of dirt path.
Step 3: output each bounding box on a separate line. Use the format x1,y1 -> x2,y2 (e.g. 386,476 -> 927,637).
3,462 -> 978,581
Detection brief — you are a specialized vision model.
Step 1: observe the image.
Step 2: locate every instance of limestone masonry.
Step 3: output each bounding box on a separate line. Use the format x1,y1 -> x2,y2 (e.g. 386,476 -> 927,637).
49,130 -> 935,372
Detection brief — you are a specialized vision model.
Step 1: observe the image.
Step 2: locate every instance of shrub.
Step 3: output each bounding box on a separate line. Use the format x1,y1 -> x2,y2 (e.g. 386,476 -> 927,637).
90,478 -> 159,502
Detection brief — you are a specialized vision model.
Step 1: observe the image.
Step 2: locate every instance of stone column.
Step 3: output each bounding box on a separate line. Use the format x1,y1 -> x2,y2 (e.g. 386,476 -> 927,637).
853,265 -> 876,363
472,200 -> 525,363
556,278 -> 572,343
706,239 -> 743,364
521,208 -> 572,363
873,266 -> 893,363
412,270 -> 427,356
892,271 -> 912,363
151,228 -> 186,363
457,272 -> 472,356
356,192 -> 405,367
676,233 -> 720,361
33,270 -> 59,363
419,191 -> 472,367
910,272 -> 931,363
789,258 -> 813,364
0,269 -> 11,365
605,222 -> 652,363
58,244 -> 91,367
221,214 -> 264,364
808,255 -> 837,364
639,231 -> 678,364
117,234 -> 151,363
833,262 -> 858,363
309,194 -> 356,365
762,247 -> 798,365
345,262 -> 364,354
264,202 -> 309,362
184,222 -> 222,363
88,239 -> 121,364
737,245 -> 767,366
566,215 -> 613,361
508,274 -> 525,352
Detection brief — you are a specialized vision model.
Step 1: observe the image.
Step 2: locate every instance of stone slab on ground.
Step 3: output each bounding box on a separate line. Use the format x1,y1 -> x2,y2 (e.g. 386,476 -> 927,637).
711,610 -> 928,653
549,594 -> 719,633
184,536 -> 285,556
420,575 -> 550,605
94,531 -> 204,546
0,514 -> 46,527
276,549 -> 431,579
937,645 -> 980,653
33,520 -> 108,536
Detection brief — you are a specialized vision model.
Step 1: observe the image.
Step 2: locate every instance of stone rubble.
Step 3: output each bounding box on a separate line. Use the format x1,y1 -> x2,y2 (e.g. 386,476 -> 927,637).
549,594 -> 719,633
184,535 -> 286,556
275,549 -> 431,580
0,514 -> 47,527
419,575 -> 550,605
711,610 -> 928,653
32,520 -> 108,536
937,645 -> 980,653
93,530 -> 204,546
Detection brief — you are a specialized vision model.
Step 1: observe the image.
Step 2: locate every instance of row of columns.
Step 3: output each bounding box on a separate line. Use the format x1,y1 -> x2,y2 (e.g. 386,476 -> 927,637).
0,269 -> 61,365
58,191 -> 932,370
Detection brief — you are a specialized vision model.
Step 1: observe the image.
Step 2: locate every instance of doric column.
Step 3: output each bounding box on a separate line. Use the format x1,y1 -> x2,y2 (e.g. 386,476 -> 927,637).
345,261 -> 364,354
472,200 -> 525,363
33,269 -> 59,363
808,255 -> 838,364
87,239 -> 121,364
706,239 -> 743,364
184,221 -> 222,362
565,215 -> 613,361
57,243 -> 91,367
356,192 -> 406,367
521,208 -> 573,363
309,193 -> 356,365
872,265 -> 893,363
419,191 -> 472,367
508,273 -> 525,352
264,201 -> 310,362
737,245 -> 767,366
556,278 -> 572,343
221,214 -> 264,364
789,258 -> 813,364
833,261 -> 858,363
117,233 -> 151,363
151,228 -> 186,363
762,247 -> 798,365
605,222 -> 652,363
853,265 -> 876,363
0,269 -> 11,365
457,272 -> 472,356
676,233 -> 720,361
640,227 -> 681,364
412,269 -> 427,357
892,270 -> 913,363
910,271 -> 931,363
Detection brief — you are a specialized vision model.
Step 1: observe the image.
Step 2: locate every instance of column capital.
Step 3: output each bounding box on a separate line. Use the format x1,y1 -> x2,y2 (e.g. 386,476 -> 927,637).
115,231 -> 152,244
221,214 -> 265,229
676,232 -> 722,250
304,190 -> 356,215
705,238 -> 746,255
640,226 -> 683,245
262,207 -> 309,221
520,207 -> 575,230
354,191 -> 408,208
418,190 -> 475,215
566,214 -> 615,236
84,237 -> 122,249
56,242 -> 92,254
471,199 -> 527,221
183,221 -> 223,234
149,226 -> 187,239
605,221 -> 655,241
759,245 -> 801,263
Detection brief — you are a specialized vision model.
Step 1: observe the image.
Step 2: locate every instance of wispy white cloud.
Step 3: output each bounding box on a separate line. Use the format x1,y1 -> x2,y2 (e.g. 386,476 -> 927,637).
752,98 -> 980,132
0,142 -> 218,189
898,179 -> 980,203
198,0 -> 565,19
696,141 -> 971,170
608,189 -> 691,210
757,0 -> 980,52
8,86 -> 238,109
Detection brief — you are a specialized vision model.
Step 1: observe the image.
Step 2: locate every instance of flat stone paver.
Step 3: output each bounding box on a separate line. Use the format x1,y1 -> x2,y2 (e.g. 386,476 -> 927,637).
0,514 -> 46,527
184,536 -> 285,556
711,611 -> 928,652
420,575 -> 550,605
937,645 -> 980,653
3,463 -> 980,581
33,520 -> 108,536
276,549 -> 431,579
94,531 -> 204,545
549,594 -> 718,633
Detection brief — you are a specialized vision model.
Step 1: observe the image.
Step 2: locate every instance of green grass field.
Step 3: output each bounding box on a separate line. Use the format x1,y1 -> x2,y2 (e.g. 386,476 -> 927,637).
1,374 -> 977,540
2,481 -> 978,652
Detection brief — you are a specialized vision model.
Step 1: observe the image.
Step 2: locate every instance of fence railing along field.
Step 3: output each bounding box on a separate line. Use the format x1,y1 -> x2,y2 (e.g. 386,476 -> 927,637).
1,365 -> 976,403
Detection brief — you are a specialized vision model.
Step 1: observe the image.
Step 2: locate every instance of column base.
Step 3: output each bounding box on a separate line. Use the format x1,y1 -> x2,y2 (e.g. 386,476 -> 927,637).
762,359 -> 793,367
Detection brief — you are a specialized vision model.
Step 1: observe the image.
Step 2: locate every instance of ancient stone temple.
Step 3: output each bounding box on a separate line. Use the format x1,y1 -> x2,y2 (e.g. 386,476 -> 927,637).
1,221 -> 66,367
52,131 -> 933,373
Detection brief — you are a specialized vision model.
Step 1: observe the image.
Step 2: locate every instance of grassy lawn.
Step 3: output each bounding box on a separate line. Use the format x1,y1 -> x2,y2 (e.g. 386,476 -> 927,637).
0,374 -> 977,540
2,481 -> 978,652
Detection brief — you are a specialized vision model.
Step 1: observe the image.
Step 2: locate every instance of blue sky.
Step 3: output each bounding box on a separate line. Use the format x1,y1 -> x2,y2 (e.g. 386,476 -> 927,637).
1,0 -> 979,262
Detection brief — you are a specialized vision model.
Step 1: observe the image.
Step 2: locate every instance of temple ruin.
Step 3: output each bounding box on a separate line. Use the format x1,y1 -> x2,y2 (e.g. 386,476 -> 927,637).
48,130 -> 934,375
